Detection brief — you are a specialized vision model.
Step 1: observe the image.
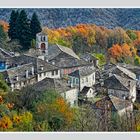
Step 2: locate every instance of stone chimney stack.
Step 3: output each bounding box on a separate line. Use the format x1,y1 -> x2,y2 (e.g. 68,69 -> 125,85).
25,70 -> 29,78
15,75 -> 19,81
31,67 -> 34,75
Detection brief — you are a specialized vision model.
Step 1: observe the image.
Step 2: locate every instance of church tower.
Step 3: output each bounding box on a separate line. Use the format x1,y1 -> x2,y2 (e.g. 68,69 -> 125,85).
36,32 -> 48,55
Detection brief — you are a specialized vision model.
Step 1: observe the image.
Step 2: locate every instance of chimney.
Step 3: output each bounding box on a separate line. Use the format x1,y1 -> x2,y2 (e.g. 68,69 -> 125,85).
31,67 -> 34,75
109,72 -> 112,77
15,75 -> 19,81
40,65 -> 44,71
25,70 -> 29,78
52,61 -> 55,65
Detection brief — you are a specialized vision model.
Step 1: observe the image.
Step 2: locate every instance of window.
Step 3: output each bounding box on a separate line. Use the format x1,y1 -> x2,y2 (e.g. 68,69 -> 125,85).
41,36 -> 46,41
52,71 -> 55,76
73,78 -> 76,84
86,77 -> 88,82
93,74 -> 95,80
44,72 -> 46,76
43,36 -> 46,41
55,70 -> 58,75
76,78 -> 79,84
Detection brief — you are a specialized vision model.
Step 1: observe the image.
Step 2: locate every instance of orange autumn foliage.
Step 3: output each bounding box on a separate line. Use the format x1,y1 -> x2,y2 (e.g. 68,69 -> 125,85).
54,97 -> 73,124
109,44 -> 123,60
0,20 -> 9,32
109,43 -> 136,61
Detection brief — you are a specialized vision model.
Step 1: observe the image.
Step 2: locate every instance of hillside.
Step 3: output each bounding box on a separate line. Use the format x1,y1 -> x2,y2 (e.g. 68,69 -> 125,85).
1,8 -> 140,29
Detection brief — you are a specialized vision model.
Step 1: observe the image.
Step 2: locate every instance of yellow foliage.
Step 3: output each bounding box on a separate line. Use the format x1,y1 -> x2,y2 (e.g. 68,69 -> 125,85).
0,116 -> 13,130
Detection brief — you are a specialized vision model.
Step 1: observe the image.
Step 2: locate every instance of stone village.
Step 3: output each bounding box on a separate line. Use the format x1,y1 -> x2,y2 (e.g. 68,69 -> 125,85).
0,32 -> 140,116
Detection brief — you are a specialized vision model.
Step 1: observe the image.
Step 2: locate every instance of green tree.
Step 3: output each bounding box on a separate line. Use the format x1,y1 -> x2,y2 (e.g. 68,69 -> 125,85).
8,10 -> 19,40
0,73 -> 9,93
126,30 -> 138,41
16,10 -> 31,50
30,12 -> 42,40
0,25 -> 7,48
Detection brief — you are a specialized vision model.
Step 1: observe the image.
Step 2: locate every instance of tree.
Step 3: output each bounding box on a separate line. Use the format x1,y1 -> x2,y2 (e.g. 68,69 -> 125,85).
0,74 -> 9,93
0,25 -> 7,49
34,90 -> 74,131
126,30 -> 138,41
16,10 -> 31,50
8,10 -> 19,40
30,12 -> 42,40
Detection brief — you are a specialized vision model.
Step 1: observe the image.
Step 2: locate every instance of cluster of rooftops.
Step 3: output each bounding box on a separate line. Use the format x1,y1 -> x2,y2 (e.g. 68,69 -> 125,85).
0,32 -> 140,115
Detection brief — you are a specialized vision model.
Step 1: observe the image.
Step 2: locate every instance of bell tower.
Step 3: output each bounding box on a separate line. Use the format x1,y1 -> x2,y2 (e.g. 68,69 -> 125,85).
36,32 -> 48,55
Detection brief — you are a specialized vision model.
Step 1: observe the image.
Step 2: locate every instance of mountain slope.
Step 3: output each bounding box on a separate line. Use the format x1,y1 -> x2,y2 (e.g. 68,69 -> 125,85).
0,8 -> 140,29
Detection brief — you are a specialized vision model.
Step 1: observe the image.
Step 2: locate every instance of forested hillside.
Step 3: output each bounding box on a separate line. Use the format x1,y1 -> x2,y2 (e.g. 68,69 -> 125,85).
1,9 -> 140,65
1,8 -> 140,29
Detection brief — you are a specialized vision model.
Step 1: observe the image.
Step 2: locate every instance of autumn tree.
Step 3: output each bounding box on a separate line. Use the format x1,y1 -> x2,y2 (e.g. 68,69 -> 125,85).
34,90 -> 74,131
109,43 -> 136,63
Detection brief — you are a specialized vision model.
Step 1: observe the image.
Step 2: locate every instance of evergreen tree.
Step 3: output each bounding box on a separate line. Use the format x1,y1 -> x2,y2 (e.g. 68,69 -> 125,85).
8,10 -> 19,40
16,10 -> 31,50
0,25 -> 7,48
30,12 -> 42,40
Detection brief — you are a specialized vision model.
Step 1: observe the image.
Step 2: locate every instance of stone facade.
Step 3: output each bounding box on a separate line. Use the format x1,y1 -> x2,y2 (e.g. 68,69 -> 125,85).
36,32 -> 48,55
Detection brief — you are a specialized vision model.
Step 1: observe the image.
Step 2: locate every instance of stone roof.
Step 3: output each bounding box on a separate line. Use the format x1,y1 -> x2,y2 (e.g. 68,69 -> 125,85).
32,77 -> 76,93
5,54 -> 59,73
109,95 -> 132,111
80,86 -> 94,97
37,32 -> 47,36
27,44 -> 80,61
104,74 -> 136,91
69,66 -> 95,77
57,44 -> 80,59
0,47 -> 14,60
50,55 -> 91,68
80,52 -> 98,61
118,63 -> 140,75
94,95 -> 132,112
102,65 -> 136,80
1,63 -> 35,84
80,86 -> 91,95
25,48 -> 44,58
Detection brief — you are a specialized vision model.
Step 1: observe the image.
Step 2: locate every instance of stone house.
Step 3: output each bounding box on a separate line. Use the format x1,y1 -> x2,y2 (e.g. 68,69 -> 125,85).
79,86 -> 97,101
1,63 -> 36,91
0,55 -> 61,91
104,74 -> 136,102
93,95 -> 133,116
68,66 -> 96,91
28,32 -> 93,77
32,77 -> 79,107
80,52 -> 99,67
